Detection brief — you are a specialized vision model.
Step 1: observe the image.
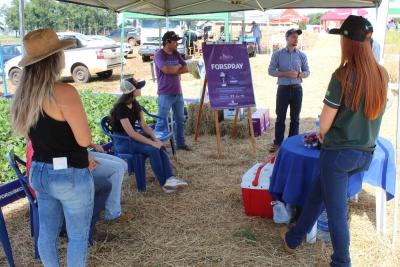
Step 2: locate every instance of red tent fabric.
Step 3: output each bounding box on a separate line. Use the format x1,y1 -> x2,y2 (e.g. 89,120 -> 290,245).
269,9 -> 310,24
320,9 -> 368,21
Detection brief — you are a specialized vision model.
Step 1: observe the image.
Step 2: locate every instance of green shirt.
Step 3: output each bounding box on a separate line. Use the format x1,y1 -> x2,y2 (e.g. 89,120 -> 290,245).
322,74 -> 384,151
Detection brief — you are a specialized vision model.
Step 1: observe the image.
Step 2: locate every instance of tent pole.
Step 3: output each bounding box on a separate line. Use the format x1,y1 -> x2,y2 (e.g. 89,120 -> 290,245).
18,0 -> 25,39
393,54 -> 400,246
120,12 -> 125,83
225,12 -> 229,42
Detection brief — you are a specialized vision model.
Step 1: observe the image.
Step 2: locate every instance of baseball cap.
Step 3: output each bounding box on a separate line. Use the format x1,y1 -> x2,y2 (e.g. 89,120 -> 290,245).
286,28 -> 302,37
162,31 -> 182,43
120,78 -> 146,94
329,15 -> 373,42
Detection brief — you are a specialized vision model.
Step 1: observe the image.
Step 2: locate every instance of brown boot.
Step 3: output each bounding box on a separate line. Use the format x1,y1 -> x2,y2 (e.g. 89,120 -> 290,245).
269,144 -> 280,153
109,212 -> 134,223
279,226 -> 296,254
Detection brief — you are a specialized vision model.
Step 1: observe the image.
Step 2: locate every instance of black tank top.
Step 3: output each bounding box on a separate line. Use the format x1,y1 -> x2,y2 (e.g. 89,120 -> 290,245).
28,112 -> 89,168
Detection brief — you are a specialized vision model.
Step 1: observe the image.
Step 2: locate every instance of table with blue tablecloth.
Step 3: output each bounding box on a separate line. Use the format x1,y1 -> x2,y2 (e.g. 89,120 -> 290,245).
269,134 -> 396,235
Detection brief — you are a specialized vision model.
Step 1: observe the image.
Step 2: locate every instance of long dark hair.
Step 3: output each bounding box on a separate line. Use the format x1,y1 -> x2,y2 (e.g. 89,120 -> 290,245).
109,92 -> 141,129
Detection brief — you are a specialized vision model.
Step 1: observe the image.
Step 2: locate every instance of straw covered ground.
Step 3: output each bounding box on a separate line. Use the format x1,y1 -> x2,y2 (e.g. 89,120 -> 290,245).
1,32 -> 400,266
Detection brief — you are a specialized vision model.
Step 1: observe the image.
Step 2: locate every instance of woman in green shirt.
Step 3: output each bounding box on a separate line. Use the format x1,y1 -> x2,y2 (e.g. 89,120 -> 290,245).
279,15 -> 388,267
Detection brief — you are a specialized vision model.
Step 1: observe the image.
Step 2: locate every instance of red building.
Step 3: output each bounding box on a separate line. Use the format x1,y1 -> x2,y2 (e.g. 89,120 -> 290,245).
269,9 -> 310,25
320,9 -> 368,32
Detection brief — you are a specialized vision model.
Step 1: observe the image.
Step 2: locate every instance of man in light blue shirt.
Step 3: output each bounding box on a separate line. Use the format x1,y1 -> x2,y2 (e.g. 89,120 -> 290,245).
268,28 -> 310,152
249,21 -> 262,53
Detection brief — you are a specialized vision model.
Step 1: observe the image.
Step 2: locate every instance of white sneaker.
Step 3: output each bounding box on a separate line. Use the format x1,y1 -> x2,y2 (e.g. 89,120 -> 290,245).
162,187 -> 177,194
167,176 -> 188,188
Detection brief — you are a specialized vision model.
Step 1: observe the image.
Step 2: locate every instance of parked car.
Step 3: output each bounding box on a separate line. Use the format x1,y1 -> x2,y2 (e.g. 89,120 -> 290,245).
5,35 -> 125,85
0,44 -> 22,65
88,35 -> 133,57
107,27 -> 140,46
138,20 -> 186,62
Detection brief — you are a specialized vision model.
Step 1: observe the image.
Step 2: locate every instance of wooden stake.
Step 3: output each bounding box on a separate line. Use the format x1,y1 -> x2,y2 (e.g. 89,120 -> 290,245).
231,108 -> 239,139
247,107 -> 256,153
194,78 -> 207,141
214,111 -> 222,158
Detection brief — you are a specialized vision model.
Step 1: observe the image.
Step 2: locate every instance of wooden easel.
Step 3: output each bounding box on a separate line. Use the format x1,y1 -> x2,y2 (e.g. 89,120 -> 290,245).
194,77 -> 256,158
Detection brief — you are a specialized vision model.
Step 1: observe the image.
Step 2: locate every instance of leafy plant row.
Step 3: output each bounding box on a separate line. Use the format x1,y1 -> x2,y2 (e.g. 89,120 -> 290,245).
0,92 -> 158,184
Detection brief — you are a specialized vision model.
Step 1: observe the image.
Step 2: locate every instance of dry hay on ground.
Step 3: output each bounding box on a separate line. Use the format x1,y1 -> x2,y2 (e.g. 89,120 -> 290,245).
185,103 -> 251,139
1,119 -> 400,266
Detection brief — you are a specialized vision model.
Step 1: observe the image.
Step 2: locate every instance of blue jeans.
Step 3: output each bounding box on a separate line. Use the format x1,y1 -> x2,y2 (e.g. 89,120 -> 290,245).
129,142 -> 173,186
285,149 -> 373,267
155,94 -> 185,147
255,37 -> 261,53
274,85 -> 303,145
30,161 -> 94,267
89,151 -> 127,220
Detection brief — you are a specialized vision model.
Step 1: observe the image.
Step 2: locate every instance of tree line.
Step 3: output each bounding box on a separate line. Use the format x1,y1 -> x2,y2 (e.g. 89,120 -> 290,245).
2,0 -> 117,36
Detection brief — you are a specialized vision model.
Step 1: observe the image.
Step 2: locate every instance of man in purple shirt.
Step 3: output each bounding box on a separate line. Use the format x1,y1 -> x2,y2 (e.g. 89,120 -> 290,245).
154,31 -> 190,150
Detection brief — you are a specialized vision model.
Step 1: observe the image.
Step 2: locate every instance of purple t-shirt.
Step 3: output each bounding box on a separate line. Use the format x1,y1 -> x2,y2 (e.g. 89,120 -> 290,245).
154,49 -> 187,95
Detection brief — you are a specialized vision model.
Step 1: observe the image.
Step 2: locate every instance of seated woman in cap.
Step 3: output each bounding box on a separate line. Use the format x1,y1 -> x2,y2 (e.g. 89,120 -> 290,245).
109,78 -> 188,193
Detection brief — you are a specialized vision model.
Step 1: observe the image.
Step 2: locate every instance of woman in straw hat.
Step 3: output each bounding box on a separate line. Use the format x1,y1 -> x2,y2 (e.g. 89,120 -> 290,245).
279,16 -> 388,266
11,28 -> 94,267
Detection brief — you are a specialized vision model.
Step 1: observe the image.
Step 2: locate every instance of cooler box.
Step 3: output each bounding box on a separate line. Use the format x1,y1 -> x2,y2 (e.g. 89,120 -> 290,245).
252,110 -> 265,137
258,108 -> 270,129
241,158 -> 274,218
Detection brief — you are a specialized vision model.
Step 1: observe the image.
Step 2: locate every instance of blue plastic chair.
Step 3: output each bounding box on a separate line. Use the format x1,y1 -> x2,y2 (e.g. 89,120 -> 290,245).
100,116 -> 147,191
140,106 -> 176,156
6,152 -> 40,260
0,208 -> 15,267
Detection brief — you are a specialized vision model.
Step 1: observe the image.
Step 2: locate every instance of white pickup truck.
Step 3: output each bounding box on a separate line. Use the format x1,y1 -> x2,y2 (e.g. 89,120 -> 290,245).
138,20 -> 187,62
5,32 -> 124,85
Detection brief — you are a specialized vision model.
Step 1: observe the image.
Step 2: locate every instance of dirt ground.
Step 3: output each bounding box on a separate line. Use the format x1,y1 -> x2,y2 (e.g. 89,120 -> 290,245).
1,33 -> 400,266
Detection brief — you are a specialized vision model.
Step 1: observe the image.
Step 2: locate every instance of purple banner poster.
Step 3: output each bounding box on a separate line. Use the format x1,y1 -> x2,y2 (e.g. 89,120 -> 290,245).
202,43 -> 256,110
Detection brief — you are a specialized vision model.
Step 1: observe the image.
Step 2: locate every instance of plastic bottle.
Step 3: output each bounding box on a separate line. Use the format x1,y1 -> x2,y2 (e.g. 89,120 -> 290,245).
315,115 -> 320,132
306,222 -> 317,244
317,208 -> 331,242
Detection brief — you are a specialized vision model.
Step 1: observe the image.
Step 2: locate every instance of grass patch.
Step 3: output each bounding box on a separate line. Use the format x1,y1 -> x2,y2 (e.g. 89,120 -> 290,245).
233,228 -> 257,243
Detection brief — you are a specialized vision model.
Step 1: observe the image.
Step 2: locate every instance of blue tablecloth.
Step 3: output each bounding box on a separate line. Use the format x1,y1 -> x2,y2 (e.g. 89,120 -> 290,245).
269,135 -> 396,207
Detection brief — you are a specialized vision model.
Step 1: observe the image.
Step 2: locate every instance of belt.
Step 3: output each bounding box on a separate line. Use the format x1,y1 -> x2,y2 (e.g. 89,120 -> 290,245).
279,84 -> 302,89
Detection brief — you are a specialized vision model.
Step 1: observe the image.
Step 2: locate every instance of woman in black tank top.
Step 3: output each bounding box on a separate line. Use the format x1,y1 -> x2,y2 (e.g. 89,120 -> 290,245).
10,29 -> 94,267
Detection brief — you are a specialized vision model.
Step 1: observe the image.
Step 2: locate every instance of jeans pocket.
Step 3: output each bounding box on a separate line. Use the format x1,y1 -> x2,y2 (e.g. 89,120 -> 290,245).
47,168 -> 75,195
334,150 -> 362,172
30,162 -> 42,192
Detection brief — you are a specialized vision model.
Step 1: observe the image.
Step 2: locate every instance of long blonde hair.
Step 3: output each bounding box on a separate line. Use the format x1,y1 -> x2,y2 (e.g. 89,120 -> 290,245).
11,51 -> 64,137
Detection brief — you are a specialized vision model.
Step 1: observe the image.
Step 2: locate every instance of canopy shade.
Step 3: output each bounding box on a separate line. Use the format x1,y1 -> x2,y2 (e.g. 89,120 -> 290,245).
58,0 -> 382,16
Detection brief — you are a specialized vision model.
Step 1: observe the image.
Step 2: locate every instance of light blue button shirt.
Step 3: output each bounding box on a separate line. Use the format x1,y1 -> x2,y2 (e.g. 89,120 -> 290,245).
268,47 -> 310,85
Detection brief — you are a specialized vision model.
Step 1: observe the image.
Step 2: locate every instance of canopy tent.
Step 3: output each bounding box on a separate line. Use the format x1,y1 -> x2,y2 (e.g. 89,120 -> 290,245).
5,0 -> 392,243
58,0 -> 382,16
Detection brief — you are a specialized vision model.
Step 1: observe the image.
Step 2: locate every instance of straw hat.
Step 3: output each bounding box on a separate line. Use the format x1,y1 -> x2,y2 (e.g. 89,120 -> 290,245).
18,28 -> 74,67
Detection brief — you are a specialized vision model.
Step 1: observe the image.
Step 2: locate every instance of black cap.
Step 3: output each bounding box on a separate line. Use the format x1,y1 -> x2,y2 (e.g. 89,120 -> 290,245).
329,15 -> 373,42
285,28 -> 302,37
162,31 -> 182,43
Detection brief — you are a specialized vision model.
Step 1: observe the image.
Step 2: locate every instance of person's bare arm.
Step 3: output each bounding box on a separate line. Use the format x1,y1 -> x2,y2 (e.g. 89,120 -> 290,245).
120,118 -> 162,149
318,104 -> 339,143
139,112 -> 157,141
177,65 -> 188,74
55,84 -> 91,147
160,64 -> 182,74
